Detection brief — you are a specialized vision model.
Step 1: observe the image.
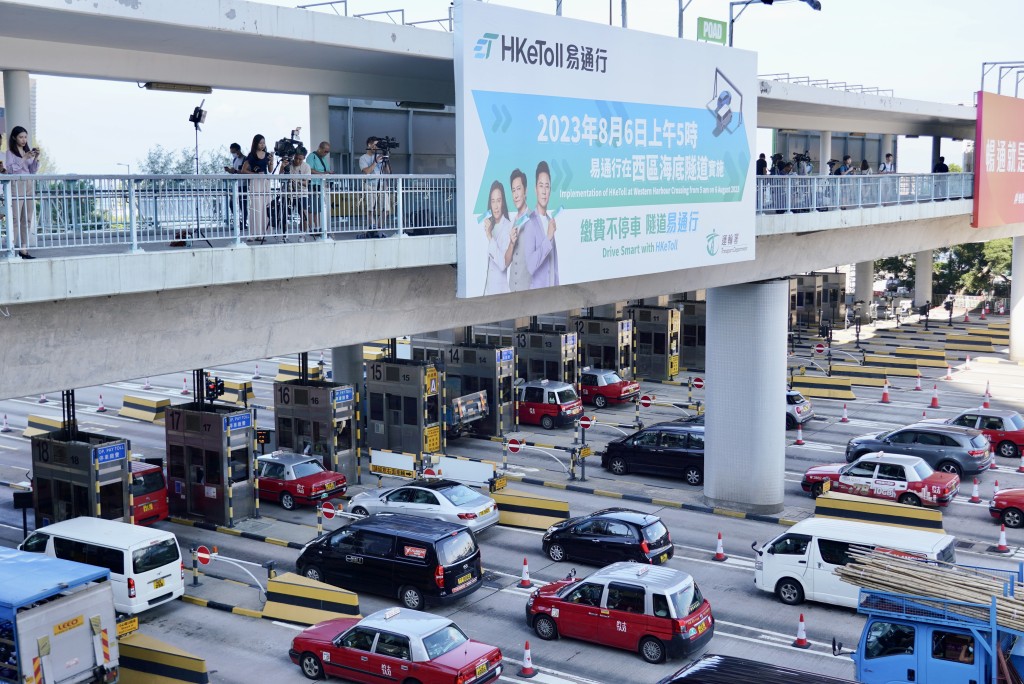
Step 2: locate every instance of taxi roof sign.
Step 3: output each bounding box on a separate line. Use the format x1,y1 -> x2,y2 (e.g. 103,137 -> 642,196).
383,607 -> 401,620
636,566 -> 649,576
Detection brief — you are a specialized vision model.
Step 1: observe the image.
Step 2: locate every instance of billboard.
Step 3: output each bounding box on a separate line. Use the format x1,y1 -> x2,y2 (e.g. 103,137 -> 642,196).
973,91 -> 1024,228
454,1 -> 756,299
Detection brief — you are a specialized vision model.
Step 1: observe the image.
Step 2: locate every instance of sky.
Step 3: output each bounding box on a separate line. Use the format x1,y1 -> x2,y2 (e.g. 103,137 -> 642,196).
25,0 -> 1024,175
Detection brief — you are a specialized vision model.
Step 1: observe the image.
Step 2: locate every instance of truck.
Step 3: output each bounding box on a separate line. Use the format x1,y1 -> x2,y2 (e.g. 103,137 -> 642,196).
0,547 -> 121,684
445,389 -> 489,438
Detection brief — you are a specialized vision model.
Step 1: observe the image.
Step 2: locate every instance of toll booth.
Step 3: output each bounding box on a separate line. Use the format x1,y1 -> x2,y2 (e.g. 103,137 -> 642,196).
790,272 -> 847,328
165,403 -> 255,526
366,359 -> 440,462
627,305 -> 680,381
819,271 -> 847,327
514,329 -> 578,384
273,380 -> 356,481
30,428 -> 130,529
676,297 -> 707,370
570,316 -> 635,380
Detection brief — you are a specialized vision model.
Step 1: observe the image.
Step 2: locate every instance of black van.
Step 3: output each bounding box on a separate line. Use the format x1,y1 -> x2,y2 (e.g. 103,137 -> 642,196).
295,513 -> 483,610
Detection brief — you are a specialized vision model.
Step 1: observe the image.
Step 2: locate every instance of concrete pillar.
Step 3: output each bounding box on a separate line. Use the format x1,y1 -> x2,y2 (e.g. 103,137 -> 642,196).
331,344 -> 364,388
931,136 -> 943,170
1011,237 -> 1024,361
818,130 -> 832,173
704,281 -> 787,513
3,70 -> 32,137
915,250 -> 933,308
854,261 -> 874,307
308,94 -> 330,151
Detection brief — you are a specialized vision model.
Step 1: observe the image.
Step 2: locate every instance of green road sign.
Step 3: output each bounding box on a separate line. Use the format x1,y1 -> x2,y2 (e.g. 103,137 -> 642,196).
697,17 -> 727,45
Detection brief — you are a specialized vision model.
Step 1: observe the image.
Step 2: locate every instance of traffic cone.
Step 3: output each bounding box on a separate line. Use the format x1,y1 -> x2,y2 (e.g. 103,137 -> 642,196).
944,364 -> 953,381
840,404 -> 850,423
180,377 -> 190,395
914,374 -> 922,391
983,381 -> 992,409
792,613 -> 811,649
713,532 -> 727,562
994,480 -> 1000,496
0,415 -> 10,433
253,364 -> 262,380
1000,303 -> 1006,315
794,424 -> 806,446
38,394 -> 48,404
518,641 -> 537,678
980,307 -> 987,320
969,478 -> 982,503
1017,453 -> 1024,474
990,444 -> 999,470
97,395 -> 107,413
880,381 -> 891,404
930,385 -> 940,409
142,378 -> 152,390
996,524 -> 1011,553
921,410 -> 927,421
964,310 -> 970,323
518,557 -> 533,588
965,355 -> 972,370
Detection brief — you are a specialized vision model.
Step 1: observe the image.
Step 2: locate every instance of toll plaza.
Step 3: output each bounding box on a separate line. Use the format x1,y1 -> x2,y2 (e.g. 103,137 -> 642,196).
165,402 -> 255,526
570,315 -> 635,380
31,428 -> 130,529
790,271 -> 847,329
675,295 -> 708,370
272,379 -> 355,480
365,359 -> 441,466
514,328 -> 578,384
627,304 -> 681,381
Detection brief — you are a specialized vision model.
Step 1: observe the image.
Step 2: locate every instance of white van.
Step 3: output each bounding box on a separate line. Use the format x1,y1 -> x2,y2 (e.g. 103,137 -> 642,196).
752,518 -> 957,608
19,517 -> 184,614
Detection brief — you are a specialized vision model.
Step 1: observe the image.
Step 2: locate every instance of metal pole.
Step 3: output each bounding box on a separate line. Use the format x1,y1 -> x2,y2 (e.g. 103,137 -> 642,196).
621,0 -> 627,27
317,501 -> 323,536
191,547 -> 200,587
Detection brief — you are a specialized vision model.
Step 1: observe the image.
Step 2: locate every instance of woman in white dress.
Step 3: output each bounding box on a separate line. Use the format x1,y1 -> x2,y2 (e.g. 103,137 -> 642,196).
483,180 -> 514,295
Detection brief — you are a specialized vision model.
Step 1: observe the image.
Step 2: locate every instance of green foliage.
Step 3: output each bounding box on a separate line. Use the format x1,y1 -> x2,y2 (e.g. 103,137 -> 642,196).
932,240 -> 1012,297
138,145 -> 227,174
875,256 -> 915,289
948,162 -> 963,173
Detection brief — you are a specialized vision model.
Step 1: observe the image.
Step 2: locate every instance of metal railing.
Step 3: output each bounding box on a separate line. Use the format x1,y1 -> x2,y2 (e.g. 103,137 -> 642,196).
756,172 -> 973,215
0,173 -> 456,256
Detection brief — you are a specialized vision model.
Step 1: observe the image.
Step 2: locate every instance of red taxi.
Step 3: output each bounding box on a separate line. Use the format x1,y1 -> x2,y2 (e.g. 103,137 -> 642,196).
526,562 -> 713,664
579,368 -> 640,408
945,408 -> 1024,459
290,607 -> 502,683
801,452 -> 958,507
515,379 -> 583,429
130,459 -> 169,525
990,489 -> 1024,528
257,451 -> 347,510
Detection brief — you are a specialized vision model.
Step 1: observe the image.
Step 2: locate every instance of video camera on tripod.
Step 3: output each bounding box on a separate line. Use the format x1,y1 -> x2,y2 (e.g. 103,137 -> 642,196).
274,129 -> 304,163
373,136 -> 400,163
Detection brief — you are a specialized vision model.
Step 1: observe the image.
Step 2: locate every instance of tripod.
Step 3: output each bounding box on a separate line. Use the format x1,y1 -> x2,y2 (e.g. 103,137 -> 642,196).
189,102 -> 213,248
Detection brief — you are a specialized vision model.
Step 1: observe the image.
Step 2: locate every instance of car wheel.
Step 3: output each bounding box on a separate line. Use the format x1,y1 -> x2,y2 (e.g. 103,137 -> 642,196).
301,565 -> 324,583
533,615 -> 558,640
547,543 -> 566,562
775,578 -> 805,605
281,492 -> 296,511
594,395 -> 608,409
609,457 -> 628,475
400,585 -> 424,610
810,482 -> 824,498
1003,508 -> 1024,529
299,652 -> 324,680
541,415 -> 555,430
999,441 -> 1020,459
898,493 -> 922,507
938,462 -> 963,478
683,466 -> 704,487
639,636 -> 666,664
786,414 -> 797,430
351,506 -> 369,517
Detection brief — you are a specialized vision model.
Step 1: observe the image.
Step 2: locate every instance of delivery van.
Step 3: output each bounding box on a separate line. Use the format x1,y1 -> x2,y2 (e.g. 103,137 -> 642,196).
751,517 -> 956,608
20,517 -> 184,615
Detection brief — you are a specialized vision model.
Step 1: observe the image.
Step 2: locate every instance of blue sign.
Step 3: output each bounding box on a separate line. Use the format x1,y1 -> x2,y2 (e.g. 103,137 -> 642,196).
94,443 -> 127,464
332,387 -> 354,404
500,349 -> 514,362
224,412 -> 253,432
567,333 -> 577,345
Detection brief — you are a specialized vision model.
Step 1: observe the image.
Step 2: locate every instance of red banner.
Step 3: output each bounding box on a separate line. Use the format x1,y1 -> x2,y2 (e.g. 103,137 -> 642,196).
973,91 -> 1024,228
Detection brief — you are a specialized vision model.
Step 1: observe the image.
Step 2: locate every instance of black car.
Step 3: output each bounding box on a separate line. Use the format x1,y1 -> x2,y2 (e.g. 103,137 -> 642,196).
542,508 -> 673,565
602,422 -> 704,485
657,654 -> 856,683
845,422 -> 992,478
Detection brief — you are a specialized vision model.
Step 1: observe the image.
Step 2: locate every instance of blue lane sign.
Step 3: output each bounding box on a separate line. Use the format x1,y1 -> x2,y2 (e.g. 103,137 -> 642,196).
332,387 -> 354,404
224,412 -> 253,432
500,349 -> 514,362
94,443 -> 127,464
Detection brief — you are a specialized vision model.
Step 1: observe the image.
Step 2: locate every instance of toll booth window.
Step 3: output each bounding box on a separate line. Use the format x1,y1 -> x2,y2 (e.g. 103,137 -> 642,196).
296,419 -> 311,440
205,450 -> 223,486
99,481 -> 125,520
607,582 -> 644,613
403,397 -> 418,426
168,445 -> 185,479
278,417 -> 294,449
499,376 -> 511,404
186,413 -> 201,432
865,622 -> 915,659
653,332 -> 666,355
529,359 -> 544,377
35,477 -> 53,519
546,361 -> 560,380
770,534 -> 810,555
387,395 -> 402,420
294,388 -> 309,406
932,631 -> 974,664
818,539 -> 855,566
230,448 -> 249,483
426,395 -> 439,425
72,484 -> 89,520
370,394 -> 384,421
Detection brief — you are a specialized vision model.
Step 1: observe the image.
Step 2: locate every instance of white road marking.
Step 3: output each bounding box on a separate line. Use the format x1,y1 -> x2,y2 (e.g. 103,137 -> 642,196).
271,621 -> 303,631
789,442 -> 834,451
500,658 -> 606,684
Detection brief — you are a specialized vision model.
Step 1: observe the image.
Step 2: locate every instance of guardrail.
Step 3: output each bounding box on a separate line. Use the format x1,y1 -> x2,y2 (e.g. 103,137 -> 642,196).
756,172 -> 973,214
0,173 -> 456,256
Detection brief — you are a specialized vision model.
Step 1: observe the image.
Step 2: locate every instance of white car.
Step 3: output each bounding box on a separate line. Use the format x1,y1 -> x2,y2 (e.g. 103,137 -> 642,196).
348,479 -> 500,534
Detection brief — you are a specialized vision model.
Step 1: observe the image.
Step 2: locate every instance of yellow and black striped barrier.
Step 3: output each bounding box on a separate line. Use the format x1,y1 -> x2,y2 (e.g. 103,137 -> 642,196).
221,380 -> 255,406
968,328 -> 1009,344
944,335 -> 995,354
119,396 -> 170,423
814,491 -> 944,533
118,632 -> 209,684
864,354 -> 920,373
261,572 -> 361,625
829,364 -> 887,388
790,375 -> 856,400
21,414 -> 67,438
275,363 -> 322,382
892,347 -> 948,368
492,488 -> 570,530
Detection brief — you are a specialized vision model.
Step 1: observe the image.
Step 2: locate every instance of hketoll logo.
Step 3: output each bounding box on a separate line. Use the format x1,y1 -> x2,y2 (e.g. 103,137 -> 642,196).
705,230 -> 720,257
474,33 -> 499,59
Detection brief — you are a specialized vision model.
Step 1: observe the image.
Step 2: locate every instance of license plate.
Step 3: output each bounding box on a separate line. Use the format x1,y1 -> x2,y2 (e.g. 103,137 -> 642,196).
659,552 -> 668,563
822,479 -> 831,493
479,507 -> 491,517
697,620 -> 707,634
325,481 -> 335,491
142,503 -> 154,513
154,578 -> 165,589
476,662 -> 488,677
457,573 -> 473,585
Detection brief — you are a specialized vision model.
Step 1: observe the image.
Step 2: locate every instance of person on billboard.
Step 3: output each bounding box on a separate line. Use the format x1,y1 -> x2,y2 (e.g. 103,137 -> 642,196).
506,168 -> 532,292
519,161 -> 560,289
483,180 -> 513,295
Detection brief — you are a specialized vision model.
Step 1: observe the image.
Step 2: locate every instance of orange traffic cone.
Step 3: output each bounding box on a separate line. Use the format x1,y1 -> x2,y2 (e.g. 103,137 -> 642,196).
880,382 -> 891,404
792,613 -> 811,649
794,424 -> 806,446
1017,453 -> 1024,474
253,363 -> 262,380
930,385 -> 940,409
965,355 -> 972,370
518,641 -> 537,678
944,364 -> 953,381
996,524 -> 1011,553
840,404 -> 850,423
921,410 -> 927,421
518,557 -> 533,588
980,307 -> 987,320
713,532 -> 727,562
969,478 -> 982,503
1000,303 -> 1006,315
142,378 -> 152,390
0,415 -> 10,433
914,374 -> 922,391
990,444 -> 999,470
994,480 -> 1001,496
964,310 -> 970,323
181,377 -> 190,395
983,381 -> 992,409
97,395 -> 107,413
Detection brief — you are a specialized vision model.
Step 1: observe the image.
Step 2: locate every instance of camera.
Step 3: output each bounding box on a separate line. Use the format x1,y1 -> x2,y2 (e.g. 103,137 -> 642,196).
372,136 -> 400,162
793,150 -> 811,164
274,129 -> 304,162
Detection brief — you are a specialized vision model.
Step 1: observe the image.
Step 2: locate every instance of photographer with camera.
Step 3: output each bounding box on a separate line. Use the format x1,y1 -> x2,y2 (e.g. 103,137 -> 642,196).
278,146 -> 314,239
240,134 -> 274,242
359,136 -> 393,238
5,126 -> 40,259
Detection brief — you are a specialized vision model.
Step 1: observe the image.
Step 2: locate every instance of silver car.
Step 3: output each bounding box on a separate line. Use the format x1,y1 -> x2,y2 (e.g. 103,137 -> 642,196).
348,479 -> 500,534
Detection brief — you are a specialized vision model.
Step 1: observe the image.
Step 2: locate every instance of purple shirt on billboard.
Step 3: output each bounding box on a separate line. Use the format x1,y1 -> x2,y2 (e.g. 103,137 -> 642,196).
522,210 -> 559,289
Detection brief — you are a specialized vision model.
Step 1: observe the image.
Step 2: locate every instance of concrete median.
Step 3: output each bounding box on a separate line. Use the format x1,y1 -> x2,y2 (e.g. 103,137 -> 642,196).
492,488 -> 570,530
262,572 -> 361,625
119,395 -> 170,423
118,632 -> 209,684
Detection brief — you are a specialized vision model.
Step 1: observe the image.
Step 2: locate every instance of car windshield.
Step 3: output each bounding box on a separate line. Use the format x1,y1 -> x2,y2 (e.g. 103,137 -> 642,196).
642,520 -> 668,543
913,462 -> 935,479
132,470 -> 165,496
600,372 -> 623,384
787,393 -> 805,405
437,530 -> 478,566
132,538 -> 180,573
439,484 -> 485,507
292,460 -> 326,478
422,624 -> 469,659
668,582 -> 700,617
556,388 -> 578,403
971,435 -> 989,449
1010,414 -> 1024,430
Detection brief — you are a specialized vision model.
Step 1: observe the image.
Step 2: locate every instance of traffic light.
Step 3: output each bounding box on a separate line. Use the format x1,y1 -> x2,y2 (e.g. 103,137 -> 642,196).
255,429 -> 270,445
216,378 -> 225,397
205,377 -> 218,401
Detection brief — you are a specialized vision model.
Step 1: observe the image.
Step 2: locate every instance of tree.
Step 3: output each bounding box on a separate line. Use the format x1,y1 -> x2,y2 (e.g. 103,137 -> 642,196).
875,255 -> 915,290
137,145 -> 226,174
948,162 -> 963,173
933,239 -> 1012,297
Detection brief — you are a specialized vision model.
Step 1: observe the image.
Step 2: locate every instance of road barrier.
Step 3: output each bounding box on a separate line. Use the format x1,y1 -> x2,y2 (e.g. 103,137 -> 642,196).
891,347 -> 948,368
119,395 -> 170,423
220,380 -> 255,406
830,364 -> 887,388
262,572 -> 361,625
118,632 -> 209,684
789,375 -> 856,400
813,491 -> 944,533
491,488 -> 570,530
21,414 -> 67,438
967,327 -> 1009,344
944,335 -> 996,354
275,363 -> 322,382
863,354 -> 920,375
